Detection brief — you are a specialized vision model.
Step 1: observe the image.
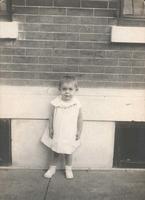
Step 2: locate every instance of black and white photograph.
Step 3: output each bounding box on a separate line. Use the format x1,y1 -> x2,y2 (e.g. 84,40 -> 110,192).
0,0 -> 145,199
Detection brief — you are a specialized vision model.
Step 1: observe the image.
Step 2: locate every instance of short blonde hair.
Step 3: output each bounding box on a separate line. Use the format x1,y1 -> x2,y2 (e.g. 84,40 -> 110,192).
58,75 -> 78,91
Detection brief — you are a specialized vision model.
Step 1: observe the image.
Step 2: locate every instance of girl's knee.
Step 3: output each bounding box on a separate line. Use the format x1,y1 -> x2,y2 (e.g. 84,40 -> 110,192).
53,151 -> 59,157
65,154 -> 72,159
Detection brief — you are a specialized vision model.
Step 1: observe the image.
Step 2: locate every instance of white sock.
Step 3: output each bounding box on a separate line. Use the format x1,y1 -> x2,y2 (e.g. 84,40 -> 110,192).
65,166 -> 73,179
44,165 -> 56,178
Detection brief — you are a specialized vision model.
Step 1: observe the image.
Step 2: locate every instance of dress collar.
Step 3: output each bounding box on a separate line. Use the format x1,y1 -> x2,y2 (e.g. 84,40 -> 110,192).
51,96 -> 79,108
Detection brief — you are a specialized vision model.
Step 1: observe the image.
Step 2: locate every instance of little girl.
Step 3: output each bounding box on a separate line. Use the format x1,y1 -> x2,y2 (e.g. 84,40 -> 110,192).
41,75 -> 83,179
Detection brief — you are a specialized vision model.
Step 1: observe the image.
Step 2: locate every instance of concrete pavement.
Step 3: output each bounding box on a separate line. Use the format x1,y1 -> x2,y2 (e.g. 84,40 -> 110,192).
0,169 -> 145,200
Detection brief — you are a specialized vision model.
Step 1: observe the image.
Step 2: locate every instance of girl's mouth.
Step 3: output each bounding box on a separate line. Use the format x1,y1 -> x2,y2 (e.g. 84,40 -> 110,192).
64,94 -> 72,99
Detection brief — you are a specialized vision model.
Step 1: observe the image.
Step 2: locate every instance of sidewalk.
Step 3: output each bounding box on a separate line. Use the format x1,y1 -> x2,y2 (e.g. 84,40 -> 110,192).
0,169 -> 145,200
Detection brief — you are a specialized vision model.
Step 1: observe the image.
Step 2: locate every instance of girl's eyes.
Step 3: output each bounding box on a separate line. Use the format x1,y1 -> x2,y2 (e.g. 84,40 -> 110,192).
62,88 -> 73,91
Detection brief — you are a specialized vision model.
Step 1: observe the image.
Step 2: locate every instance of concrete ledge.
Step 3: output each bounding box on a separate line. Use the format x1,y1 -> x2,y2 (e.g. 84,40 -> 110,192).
0,21 -> 18,38
0,86 -> 145,121
111,26 -> 145,43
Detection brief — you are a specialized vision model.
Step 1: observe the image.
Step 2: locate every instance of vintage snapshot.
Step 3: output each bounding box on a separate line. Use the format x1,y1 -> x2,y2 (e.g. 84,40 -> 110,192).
0,0 -> 145,199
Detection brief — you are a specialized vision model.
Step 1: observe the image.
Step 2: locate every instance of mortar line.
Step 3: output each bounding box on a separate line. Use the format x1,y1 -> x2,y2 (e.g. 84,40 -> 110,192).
43,179 -> 51,200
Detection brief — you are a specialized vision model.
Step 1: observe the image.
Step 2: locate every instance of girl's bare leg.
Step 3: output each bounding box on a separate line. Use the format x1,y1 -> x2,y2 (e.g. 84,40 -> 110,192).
65,154 -> 73,179
51,151 -> 59,165
65,154 -> 72,166
44,151 -> 59,178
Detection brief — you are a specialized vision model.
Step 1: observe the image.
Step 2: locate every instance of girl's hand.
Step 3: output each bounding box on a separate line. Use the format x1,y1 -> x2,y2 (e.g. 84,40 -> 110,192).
49,130 -> 53,139
76,134 -> 80,140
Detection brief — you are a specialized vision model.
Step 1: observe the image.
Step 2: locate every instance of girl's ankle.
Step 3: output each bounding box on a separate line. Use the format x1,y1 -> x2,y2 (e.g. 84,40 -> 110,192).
65,166 -> 73,179
65,165 -> 72,170
49,165 -> 56,169
44,166 -> 56,178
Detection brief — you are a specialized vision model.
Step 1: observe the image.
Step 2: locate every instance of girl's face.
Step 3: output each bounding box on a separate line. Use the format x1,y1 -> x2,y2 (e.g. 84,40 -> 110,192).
60,81 -> 77,101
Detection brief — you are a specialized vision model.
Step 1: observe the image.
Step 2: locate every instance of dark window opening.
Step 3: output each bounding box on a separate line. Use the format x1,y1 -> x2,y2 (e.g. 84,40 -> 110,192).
0,119 -> 12,166
113,121 -> 145,168
0,0 -> 12,21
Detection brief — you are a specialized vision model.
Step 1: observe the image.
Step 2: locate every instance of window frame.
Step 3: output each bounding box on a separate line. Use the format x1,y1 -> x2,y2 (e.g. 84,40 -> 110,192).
119,0 -> 145,19
0,0 -> 12,21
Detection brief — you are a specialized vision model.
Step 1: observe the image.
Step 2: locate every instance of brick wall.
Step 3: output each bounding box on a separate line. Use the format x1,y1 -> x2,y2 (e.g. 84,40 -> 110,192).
0,0 -> 145,88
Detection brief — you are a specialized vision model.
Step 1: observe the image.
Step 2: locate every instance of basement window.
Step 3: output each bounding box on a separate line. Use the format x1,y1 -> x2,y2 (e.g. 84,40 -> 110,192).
0,119 -> 12,166
120,0 -> 145,18
0,0 -> 12,21
113,122 -> 145,168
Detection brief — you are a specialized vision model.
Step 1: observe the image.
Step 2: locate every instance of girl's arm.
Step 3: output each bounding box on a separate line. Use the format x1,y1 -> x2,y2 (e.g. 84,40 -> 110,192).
76,108 -> 83,140
49,104 -> 55,139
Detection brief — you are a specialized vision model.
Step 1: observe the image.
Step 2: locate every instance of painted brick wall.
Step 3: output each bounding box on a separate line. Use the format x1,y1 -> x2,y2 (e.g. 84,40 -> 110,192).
0,0 -> 145,88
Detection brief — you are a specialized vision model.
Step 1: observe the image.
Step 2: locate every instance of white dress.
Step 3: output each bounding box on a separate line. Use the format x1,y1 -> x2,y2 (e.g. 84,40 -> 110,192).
41,96 -> 81,154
